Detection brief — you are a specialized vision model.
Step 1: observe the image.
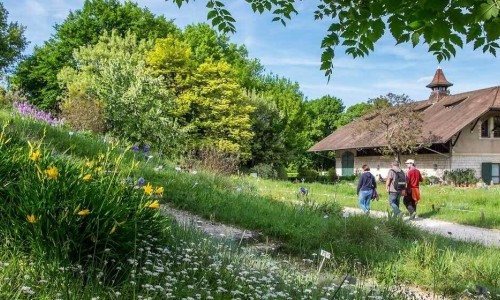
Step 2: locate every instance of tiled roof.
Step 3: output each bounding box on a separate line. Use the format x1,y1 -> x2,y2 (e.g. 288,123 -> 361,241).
309,86 -> 500,152
426,67 -> 453,88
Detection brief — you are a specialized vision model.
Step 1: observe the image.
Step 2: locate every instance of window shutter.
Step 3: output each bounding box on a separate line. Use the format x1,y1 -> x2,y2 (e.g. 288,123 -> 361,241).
482,162 -> 492,183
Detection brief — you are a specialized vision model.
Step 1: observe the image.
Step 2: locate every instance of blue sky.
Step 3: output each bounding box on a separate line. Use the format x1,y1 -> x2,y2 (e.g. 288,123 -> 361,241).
3,0 -> 500,107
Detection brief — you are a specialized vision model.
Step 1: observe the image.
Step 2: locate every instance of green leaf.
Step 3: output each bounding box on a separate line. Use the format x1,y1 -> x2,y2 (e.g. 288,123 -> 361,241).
449,34 -> 463,48
473,37 -> 485,50
476,3 -> 498,21
488,45 -> 497,56
411,32 -> 420,47
207,10 -> 217,20
408,20 -> 425,30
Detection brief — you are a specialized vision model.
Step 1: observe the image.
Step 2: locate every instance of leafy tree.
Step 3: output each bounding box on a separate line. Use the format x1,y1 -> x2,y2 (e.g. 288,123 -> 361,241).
0,3 -> 27,75
359,93 -> 424,162
176,59 -> 255,158
12,0 -> 179,109
336,102 -> 373,127
305,95 -> 345,143
168,0 -> 500,79
58,32 -> 183,155
182,23 -> 264,90
246,92 -> 287,168
256,74 -> 308,164
146,35 -> 194,97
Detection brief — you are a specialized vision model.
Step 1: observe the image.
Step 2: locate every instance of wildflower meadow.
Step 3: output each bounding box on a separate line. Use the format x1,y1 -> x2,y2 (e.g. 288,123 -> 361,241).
0,111 -> 499,299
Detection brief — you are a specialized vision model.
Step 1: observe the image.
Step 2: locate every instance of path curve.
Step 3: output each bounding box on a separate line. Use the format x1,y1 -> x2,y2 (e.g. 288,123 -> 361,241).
343,207 -> 500,247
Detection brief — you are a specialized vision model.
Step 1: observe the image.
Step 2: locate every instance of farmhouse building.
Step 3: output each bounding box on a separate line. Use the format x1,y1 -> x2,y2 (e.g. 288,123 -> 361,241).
309,68 -> 500,183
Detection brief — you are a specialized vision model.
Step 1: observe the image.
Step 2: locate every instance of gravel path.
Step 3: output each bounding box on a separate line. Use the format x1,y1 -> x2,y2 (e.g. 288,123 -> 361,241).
164,204 -> 500,248
343,207 -> 500,247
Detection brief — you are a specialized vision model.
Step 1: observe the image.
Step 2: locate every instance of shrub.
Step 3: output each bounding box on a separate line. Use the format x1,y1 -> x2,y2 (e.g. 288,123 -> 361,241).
196,146 -> 240,175
61,97 -> 105,133
443,169 -> 476,186
328,166 -> 338,182
251,163 -> 278,179
297,167 -> 319,182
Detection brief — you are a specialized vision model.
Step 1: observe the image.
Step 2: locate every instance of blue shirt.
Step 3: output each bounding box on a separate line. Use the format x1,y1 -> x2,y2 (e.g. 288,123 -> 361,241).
357,172 -> 376,194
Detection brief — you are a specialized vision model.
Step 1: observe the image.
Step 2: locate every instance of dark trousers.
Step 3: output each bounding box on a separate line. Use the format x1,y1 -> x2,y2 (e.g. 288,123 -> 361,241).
403,189 -> 417,214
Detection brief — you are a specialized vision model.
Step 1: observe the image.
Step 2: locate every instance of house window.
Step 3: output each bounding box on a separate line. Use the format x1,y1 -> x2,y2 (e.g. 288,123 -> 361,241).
480,116 -> 500,138
493,117 -> 500,138
482,162 -> 500,184
481,120 -> 490,137
493,164 -> 500,184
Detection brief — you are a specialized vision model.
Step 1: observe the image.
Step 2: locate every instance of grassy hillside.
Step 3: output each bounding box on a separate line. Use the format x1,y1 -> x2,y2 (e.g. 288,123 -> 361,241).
0,110 -> 499,298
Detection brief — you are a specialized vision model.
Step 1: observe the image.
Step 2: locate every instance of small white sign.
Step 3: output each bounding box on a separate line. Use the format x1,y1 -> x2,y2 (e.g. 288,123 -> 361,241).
320,249 -> 331,259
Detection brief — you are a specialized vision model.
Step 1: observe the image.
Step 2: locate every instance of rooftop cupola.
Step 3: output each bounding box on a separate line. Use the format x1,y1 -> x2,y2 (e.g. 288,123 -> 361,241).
426,67 -> 453,101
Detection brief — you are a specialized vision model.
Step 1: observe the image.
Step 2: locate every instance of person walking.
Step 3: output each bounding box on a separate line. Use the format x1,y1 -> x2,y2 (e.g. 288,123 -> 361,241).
385,161 -> 406,217
403,159 -> 423,219
356,164 -> 376,215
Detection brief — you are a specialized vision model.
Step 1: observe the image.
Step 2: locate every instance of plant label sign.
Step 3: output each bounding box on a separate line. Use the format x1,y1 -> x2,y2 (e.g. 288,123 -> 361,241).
320,250 -> 331,259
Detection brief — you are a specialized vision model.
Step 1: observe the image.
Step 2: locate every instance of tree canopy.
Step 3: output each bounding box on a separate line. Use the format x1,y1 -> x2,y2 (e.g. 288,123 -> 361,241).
12,0 -> 178,109
169,0 -> 500,79
0,3 -> 27,75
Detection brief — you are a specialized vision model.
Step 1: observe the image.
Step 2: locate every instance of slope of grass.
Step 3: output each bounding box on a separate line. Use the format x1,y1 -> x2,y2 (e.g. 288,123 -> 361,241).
1,111 -> 499,298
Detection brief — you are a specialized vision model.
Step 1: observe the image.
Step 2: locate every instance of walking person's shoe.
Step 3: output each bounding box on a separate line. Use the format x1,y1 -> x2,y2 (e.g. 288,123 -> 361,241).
409,211 -> 417,220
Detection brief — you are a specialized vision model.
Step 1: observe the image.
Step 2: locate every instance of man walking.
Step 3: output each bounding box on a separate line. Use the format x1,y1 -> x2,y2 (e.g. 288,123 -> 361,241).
404,159 -> 423,219
386,161 -> 406,216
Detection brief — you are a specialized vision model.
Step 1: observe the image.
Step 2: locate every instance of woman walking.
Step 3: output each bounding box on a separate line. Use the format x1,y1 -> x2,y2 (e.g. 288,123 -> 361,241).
356,164 -> 377,215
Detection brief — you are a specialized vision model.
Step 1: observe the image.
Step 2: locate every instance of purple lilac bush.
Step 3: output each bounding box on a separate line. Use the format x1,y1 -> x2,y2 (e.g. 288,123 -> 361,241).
14,102 -> 64,126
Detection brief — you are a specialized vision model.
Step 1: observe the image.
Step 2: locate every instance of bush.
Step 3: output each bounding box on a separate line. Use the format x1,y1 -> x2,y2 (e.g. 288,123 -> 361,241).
61,97 -> 105,133
297,167 -> 319,182
443,169 -> 476,186
250,163 -> 278,179
328,166 -> 338,182
196,146 -> 240,175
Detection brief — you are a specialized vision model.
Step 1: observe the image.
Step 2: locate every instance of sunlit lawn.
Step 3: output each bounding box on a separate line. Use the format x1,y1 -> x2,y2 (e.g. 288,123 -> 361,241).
248,178 -> 500,229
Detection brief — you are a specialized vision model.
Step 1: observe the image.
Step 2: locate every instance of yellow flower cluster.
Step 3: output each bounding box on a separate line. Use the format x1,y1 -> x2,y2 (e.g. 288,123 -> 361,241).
45,166 -> 59,180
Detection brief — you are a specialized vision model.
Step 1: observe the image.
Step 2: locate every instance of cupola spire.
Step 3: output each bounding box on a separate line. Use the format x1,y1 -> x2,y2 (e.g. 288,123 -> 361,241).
426,67 -> 453,101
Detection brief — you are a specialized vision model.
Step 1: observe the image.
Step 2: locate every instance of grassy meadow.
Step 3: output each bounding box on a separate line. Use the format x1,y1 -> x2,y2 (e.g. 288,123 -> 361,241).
250,179 -> 500,229
0,111 -> 499,299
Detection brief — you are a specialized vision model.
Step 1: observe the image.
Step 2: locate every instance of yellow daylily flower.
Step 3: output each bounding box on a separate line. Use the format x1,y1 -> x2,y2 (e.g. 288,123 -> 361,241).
154,186 -> 164,196
29,148 -> 41,162
143,183 -> 153,196
77,209 -> 90,216
26,214 -> 37,224
45,166 -> 59,180
148,200 -> 160,209
82,174 -> 92,181
110,225 -> 117,234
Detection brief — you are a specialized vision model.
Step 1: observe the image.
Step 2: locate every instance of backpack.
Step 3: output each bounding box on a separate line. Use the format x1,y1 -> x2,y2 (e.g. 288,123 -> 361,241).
391,169 -> 406,191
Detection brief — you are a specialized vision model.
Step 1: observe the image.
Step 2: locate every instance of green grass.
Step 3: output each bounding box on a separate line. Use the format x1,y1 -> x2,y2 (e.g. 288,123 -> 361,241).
1,111 -> 500,298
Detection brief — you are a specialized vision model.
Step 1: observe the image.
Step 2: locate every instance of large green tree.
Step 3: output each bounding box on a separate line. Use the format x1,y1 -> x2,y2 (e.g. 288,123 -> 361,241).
182,23 -> 264,90
58,32 -> 182,155
0,3 -> 27,75
255,75 -> 309,164
304,95 -> 345,143
12,0 -> 178,109
246,92 -> 287,168
169,0 -> 500,79
176,60 -> 255,158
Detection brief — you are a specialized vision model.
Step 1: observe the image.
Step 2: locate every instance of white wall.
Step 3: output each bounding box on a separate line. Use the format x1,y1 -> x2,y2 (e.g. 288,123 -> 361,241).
335,150 -> 450,178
